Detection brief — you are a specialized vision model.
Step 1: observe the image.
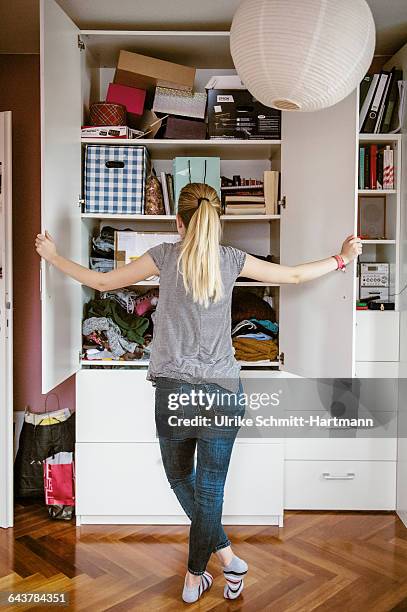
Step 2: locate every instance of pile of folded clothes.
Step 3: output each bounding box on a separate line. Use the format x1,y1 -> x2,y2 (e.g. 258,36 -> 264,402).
82,288 -> 159,361
89,226 -> 115,272
231,291 -> 279,362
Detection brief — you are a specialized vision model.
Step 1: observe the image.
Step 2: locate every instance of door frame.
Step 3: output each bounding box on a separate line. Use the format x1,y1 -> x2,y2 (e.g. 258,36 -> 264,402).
0,111 -> 13,528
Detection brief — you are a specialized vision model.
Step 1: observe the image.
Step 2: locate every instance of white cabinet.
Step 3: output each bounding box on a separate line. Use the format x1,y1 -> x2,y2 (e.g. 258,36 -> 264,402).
355,311 -> 400,362
0,112 -> 13,528
75,443 -> 184,522
75,440 -> 284,525
223,443 -> 284,525
40,0 -> 401,523
285,460 -> 396,510
40,0 -> 82,393
280,91 -> 358,378
76,369 -> 156,442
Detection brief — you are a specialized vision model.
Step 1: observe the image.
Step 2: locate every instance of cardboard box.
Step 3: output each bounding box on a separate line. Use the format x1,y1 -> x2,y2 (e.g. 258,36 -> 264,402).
114,50 -> 196,92
207,89 -> 281,140
106,82 -> 146,116
81,126 -> 143,139
153,87 -> 207,119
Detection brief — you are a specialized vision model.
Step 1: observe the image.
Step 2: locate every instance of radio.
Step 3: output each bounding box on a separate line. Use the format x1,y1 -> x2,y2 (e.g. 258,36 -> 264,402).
359,263 -> 390,301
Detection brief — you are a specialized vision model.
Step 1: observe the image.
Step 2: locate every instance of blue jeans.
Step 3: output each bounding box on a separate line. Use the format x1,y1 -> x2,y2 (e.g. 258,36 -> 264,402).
154,377 -> 245,575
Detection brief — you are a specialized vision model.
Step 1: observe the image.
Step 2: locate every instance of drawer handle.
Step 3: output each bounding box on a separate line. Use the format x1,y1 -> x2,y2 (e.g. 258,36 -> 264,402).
322,472 -> 355,480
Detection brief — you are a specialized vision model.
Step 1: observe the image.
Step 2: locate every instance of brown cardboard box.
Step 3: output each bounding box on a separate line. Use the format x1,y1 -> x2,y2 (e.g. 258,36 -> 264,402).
114,50 -> 195,92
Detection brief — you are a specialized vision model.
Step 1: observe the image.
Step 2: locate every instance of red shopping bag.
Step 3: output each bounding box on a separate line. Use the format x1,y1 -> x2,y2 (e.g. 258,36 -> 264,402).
43,452 -> 75,506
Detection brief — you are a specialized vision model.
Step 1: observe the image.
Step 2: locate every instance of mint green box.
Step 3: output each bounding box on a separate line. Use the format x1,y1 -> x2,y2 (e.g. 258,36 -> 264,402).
173,157 -> 221,211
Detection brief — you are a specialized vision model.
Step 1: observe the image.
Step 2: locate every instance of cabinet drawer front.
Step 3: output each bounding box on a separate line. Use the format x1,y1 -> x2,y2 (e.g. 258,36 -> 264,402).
355,311 -> 399,362
76,370 -> 156,442
285,460 -> 396,510
223,443 -> 283,516
355,361 -> 399,378
285,437 -> 397,461
76,443 -> 182,516
76,442 -> 284,519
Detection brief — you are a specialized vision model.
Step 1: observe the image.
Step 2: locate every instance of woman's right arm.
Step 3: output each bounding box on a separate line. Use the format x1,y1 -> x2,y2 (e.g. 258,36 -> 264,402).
35,231 -> 159,291
240,235 -> 362,284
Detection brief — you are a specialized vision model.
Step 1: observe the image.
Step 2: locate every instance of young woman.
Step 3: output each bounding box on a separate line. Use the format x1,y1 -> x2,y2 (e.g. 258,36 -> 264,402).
35,183 -> 362,603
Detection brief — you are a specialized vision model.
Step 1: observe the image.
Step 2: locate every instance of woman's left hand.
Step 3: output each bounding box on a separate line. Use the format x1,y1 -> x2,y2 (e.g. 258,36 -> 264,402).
340,235 -> 363,264
35,230 -> 58,263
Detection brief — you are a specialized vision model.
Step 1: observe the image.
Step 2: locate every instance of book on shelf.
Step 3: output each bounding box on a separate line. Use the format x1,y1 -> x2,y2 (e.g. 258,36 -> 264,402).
220,171 -> 279,215
225,205 -> 266,215
226,203 -> 265,209
159,172 -> 175,215
358,144 -> 394,190
383,146 -> 394,189
359,146 -> 365,190
166,174 -> 175,213
160,171 -> 171,215
264,170 -> 279,214
369,144 -> 377,189
225,195 -> 265,203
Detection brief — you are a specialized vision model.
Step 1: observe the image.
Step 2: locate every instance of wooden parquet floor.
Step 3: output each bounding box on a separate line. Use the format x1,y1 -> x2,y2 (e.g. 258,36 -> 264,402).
0,502 -> 407,611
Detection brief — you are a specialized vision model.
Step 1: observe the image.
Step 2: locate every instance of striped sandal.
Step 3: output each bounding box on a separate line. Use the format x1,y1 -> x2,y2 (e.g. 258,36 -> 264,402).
182,571 -> 213,603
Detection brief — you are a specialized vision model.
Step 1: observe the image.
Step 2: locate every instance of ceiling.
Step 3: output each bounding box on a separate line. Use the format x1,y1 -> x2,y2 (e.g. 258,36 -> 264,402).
0,0 -> 406,57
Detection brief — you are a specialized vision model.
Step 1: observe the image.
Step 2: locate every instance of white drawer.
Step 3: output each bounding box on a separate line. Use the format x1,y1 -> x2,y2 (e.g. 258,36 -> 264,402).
285,460 -> 396,510
223,443 -> 283,517
355,361 -> 399,378
76,441 -> 284,520
76,369 -> 156,442
355,311 -> 399,362
285,438 -> 397,461
76,442 -> 183,516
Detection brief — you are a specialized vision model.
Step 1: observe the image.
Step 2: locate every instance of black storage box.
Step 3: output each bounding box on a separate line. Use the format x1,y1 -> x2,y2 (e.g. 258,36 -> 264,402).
163,116 -> 207,139
207,89 -> 281,140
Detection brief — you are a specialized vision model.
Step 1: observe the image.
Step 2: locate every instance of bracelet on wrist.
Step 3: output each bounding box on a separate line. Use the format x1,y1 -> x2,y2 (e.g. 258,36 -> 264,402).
333,254 -> 346,271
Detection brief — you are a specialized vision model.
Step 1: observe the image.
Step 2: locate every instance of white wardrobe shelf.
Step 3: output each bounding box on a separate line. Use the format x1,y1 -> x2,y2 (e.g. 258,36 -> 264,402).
129,281 -> 279,287
81,213 -> 281,221
81,138 -> 282,160
81,359 -> 280,368
358,133 -> 402,143
358,190 -> 396,195
361,239 -> 396,245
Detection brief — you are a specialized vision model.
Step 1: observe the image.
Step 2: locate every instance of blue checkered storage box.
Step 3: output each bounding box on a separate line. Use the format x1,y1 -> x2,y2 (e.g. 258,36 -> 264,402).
84,145 -> 151,214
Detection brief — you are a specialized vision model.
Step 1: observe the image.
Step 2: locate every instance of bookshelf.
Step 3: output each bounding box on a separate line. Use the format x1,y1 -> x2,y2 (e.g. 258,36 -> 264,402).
357,132 -> 401,310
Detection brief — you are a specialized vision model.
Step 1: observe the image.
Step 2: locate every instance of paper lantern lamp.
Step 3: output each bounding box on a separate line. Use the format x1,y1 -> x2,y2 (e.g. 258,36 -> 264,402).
230,0 -> 375,112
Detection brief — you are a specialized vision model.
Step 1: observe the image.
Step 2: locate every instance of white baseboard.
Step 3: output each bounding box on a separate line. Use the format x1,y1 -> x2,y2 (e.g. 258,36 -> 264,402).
76,514 -> 283,527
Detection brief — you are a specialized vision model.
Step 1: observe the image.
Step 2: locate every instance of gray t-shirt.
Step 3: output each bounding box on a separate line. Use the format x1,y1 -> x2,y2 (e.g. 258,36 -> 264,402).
146,242 -> 247,392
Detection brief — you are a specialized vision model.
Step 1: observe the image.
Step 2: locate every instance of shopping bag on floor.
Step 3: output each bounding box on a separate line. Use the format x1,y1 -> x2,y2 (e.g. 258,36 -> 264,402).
43,452 -> 75,519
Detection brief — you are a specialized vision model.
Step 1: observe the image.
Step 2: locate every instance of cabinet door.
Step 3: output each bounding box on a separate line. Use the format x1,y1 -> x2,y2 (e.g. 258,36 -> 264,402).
0,112 -> 13,527
40,0 -> 82,392
280,91 -> 358,377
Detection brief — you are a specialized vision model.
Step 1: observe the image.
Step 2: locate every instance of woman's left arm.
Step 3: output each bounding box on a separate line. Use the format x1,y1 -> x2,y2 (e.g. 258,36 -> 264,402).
35,231 -> 159,291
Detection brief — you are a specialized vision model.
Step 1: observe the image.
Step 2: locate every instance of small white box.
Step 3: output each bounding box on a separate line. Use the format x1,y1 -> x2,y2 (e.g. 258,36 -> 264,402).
114,232 -> 180,280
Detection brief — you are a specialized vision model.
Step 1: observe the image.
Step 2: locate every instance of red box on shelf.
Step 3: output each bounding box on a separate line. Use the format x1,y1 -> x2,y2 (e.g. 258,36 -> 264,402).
106,83 -> 146,116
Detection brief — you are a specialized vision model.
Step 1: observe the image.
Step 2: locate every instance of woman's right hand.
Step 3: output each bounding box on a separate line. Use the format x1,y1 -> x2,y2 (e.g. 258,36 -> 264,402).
35,230 -> 58,264
340,235 -> 362,264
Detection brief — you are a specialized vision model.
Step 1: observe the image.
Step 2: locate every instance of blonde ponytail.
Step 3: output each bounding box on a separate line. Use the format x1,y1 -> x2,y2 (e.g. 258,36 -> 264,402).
177,183 -> 223,307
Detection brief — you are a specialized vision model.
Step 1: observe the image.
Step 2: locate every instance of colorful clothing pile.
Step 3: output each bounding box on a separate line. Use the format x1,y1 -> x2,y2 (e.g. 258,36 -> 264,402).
82,293 -> 156,361
89,225 -> 115,272
231,291 -> 279,362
